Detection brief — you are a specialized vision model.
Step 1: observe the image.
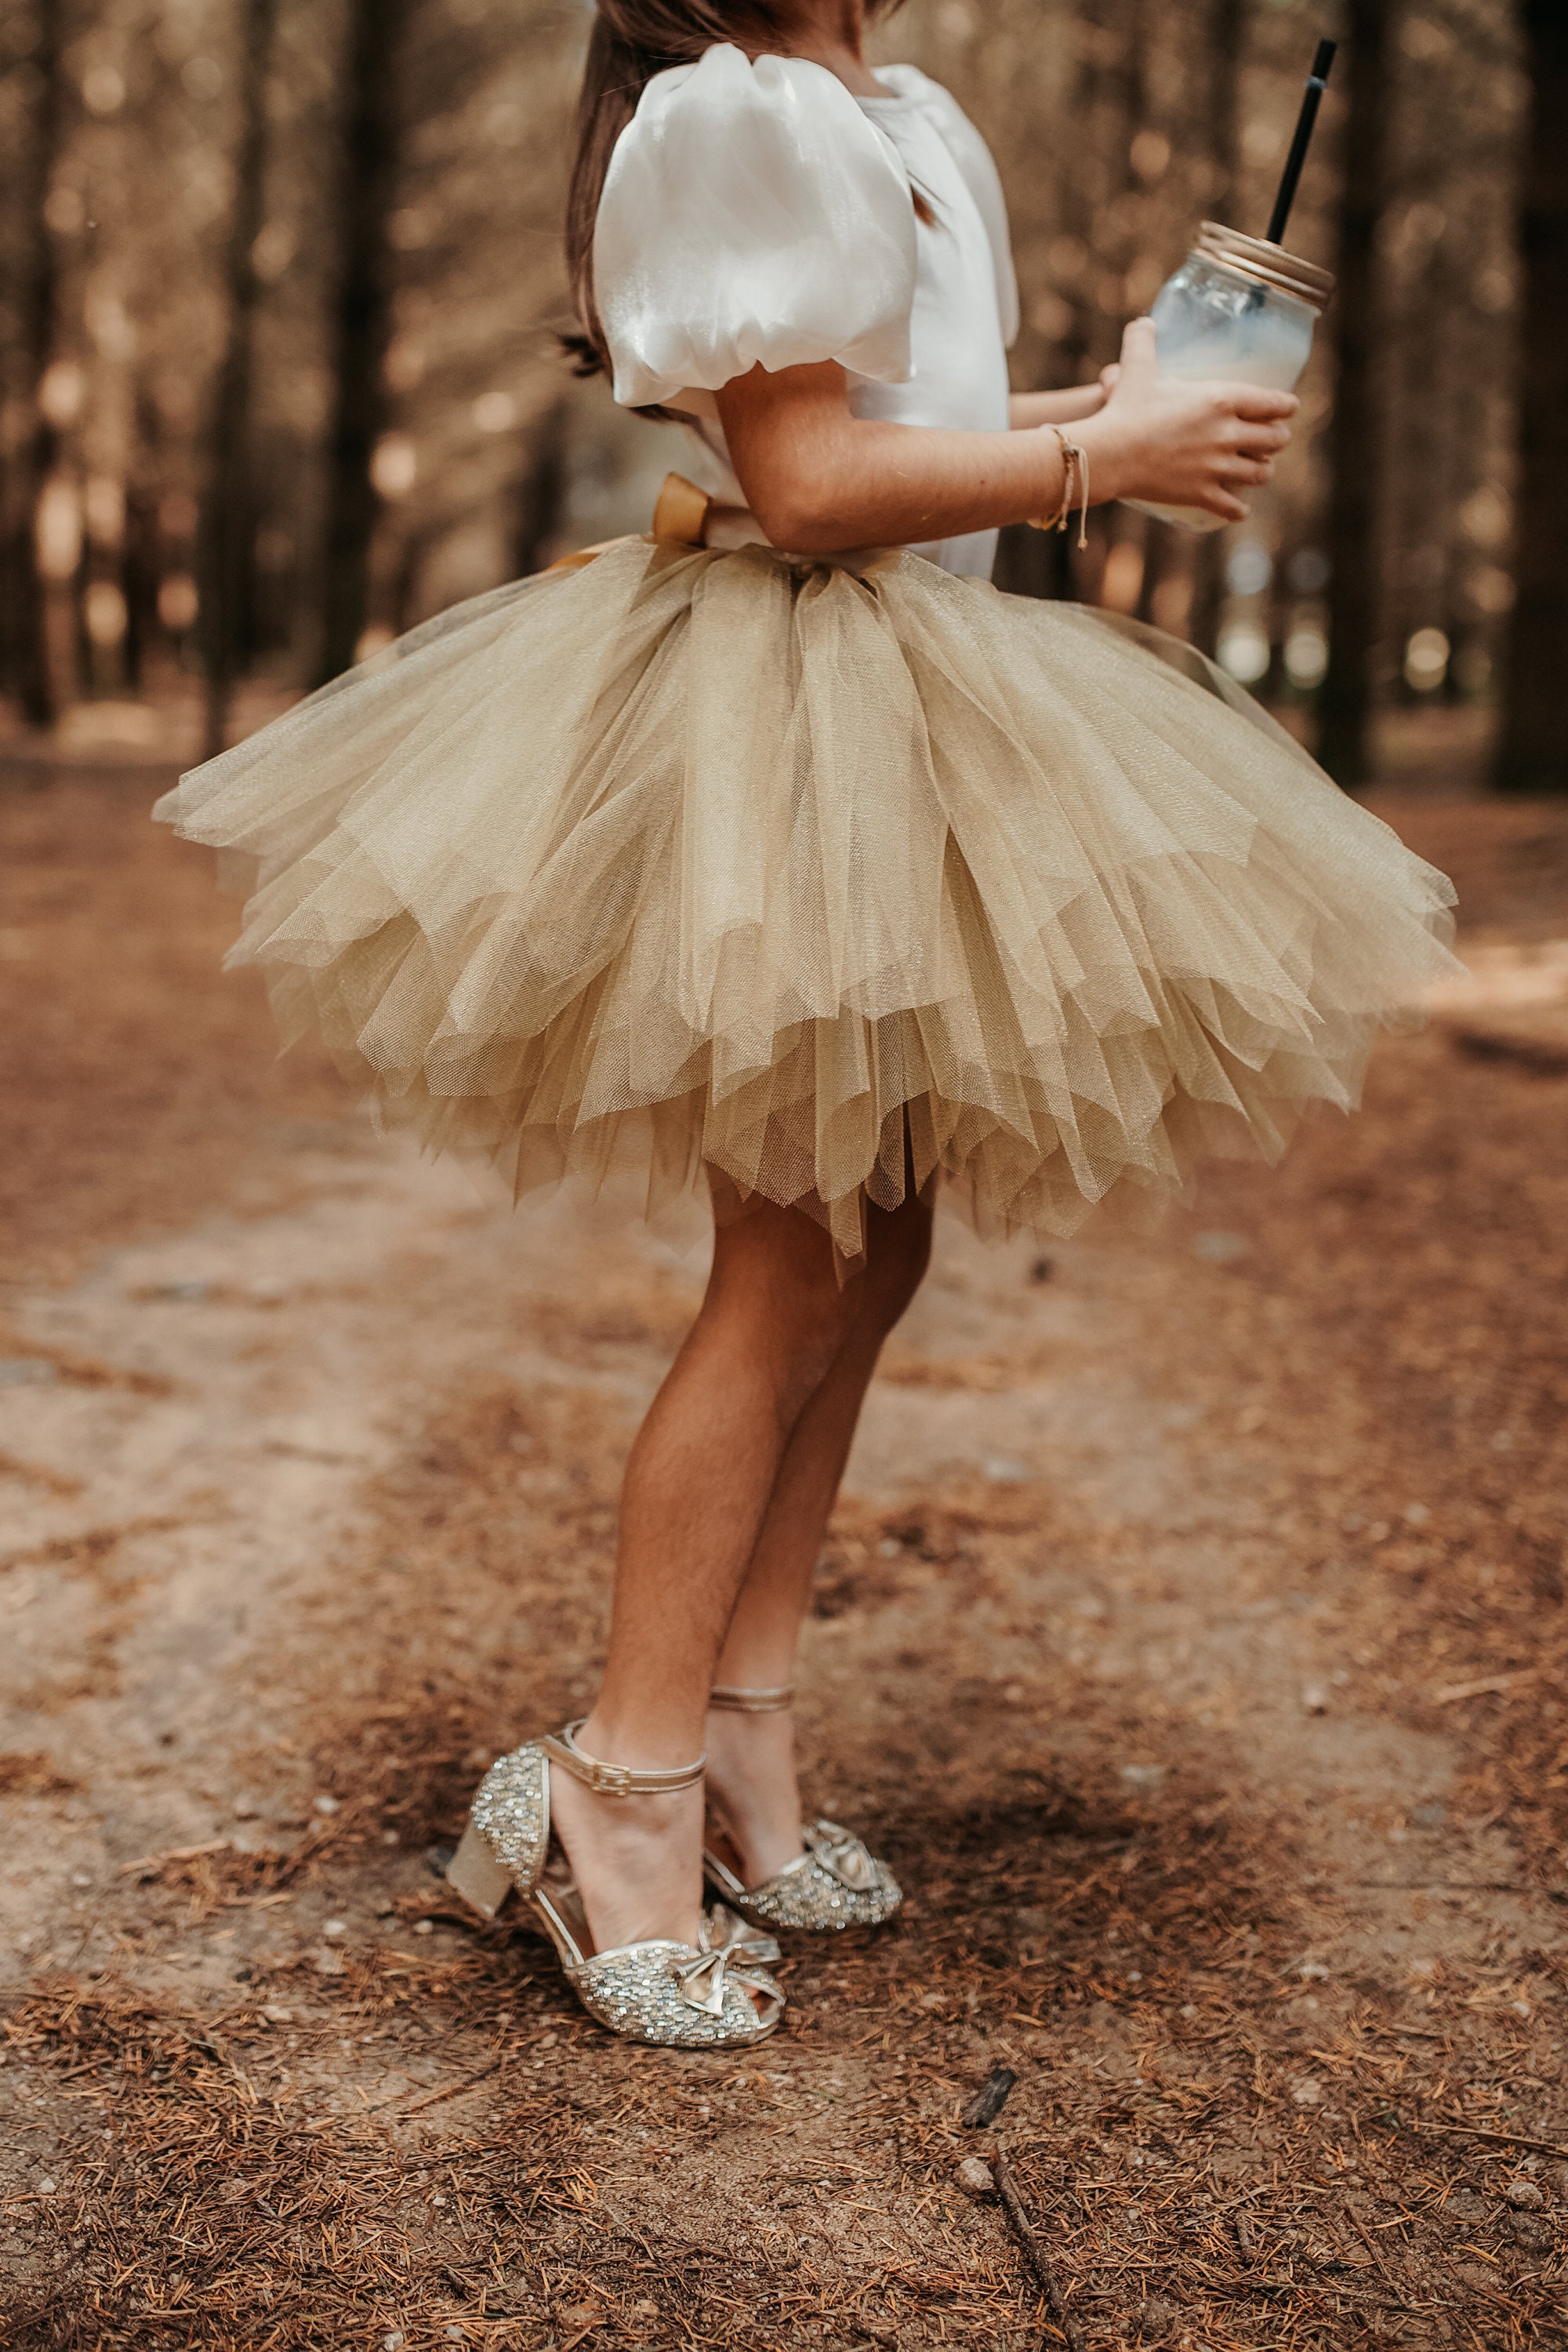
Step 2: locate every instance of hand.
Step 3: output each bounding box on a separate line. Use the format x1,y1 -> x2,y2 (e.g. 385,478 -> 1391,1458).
1047,380 -> 1110,423
1008,383 -> 1109,430
1076,317 -> 1298,521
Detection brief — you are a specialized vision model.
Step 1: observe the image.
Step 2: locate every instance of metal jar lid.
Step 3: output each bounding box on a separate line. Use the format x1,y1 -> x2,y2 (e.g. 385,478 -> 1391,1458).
1196,221 -> 1334,313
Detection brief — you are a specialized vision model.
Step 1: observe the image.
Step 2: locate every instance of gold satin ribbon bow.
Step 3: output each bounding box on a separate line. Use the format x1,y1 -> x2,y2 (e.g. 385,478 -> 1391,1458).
801,1820 -> 882,1893
544,473 -> 713,575
674,1905 -> 782,2017
543,472 -> 898,583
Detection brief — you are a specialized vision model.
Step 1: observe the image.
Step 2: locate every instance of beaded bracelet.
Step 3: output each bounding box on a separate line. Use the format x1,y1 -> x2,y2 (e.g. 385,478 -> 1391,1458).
1027,426 -> 1091,549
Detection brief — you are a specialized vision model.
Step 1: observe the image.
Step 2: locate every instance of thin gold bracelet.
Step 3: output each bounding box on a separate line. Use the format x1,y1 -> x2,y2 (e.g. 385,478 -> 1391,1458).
1025,426 -> 1091,549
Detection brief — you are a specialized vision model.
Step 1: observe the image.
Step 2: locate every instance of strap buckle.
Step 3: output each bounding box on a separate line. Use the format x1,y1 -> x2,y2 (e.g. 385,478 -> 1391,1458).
584,1756 -> 634,1798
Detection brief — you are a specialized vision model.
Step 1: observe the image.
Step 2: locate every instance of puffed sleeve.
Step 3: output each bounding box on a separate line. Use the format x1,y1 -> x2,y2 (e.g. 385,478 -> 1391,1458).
876,66 -> 1020,349
593,44 -> 920,409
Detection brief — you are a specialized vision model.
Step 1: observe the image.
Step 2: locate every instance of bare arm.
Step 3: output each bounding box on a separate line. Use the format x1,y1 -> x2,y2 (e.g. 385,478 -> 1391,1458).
1009,386 -> 1109,430
715,318 -> 1298,555
717,361 -> 1072,552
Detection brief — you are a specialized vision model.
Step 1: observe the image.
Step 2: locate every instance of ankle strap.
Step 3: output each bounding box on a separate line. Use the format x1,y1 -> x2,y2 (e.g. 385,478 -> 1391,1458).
541,1720 -> 706,1798
709,1685 -> 796,1714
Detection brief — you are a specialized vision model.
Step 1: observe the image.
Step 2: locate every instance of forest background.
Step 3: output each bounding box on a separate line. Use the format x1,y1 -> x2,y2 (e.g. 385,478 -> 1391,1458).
0,0 -> 1563,796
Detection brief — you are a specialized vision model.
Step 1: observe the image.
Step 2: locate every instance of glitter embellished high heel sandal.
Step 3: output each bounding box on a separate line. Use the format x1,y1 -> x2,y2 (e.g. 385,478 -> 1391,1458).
702,1685 -> 902,1933
448,1721 -> 785,2047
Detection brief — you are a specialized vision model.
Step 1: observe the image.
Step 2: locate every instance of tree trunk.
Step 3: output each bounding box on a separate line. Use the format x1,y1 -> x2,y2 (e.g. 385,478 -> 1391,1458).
1111,0 -> 1148,191
1188,0 -> 1245,659
122,485 -> 156,699
16,0 -> 67,728
1205,0 -> 1244,225
513,400 -> 570,579
198,0 -> 281,760
1496,0 -> 1568,793
1318,0 -> 1393,789
315,0 -> 412,684
1025,0 -> 1110,607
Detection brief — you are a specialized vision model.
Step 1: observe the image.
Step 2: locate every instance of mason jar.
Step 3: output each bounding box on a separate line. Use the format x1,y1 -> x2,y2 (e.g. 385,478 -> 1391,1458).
1127,223 -> 1334,533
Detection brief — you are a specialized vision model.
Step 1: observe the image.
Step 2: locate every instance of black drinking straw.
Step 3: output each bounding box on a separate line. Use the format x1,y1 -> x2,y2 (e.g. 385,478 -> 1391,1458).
1265,38 -> 1338,248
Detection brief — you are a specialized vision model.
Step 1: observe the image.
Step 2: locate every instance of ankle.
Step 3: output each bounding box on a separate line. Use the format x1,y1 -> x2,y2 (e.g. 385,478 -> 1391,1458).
549,1766 -> 702,1845
702,1708 -> 803,1872
574,1709 -> 707,1776
544,1769 -> 706,1954
704,1706 -> 797,1766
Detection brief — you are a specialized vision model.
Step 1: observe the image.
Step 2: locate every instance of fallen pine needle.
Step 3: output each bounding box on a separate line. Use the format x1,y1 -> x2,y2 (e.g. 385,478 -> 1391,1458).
1432,1670 -> 1537,1705
370,2058 -> 503,2115
116,1839 -> 231,1875
1416,2118 -> 1568,2161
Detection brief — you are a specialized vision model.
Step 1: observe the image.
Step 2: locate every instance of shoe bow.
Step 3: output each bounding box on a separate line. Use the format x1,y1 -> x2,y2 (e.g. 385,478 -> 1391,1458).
802,1820 -> 883,1893
673,1905 -> 782,2016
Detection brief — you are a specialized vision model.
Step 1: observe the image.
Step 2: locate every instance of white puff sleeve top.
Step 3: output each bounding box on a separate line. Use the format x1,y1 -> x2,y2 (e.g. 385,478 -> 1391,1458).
593,46 -> 1019,581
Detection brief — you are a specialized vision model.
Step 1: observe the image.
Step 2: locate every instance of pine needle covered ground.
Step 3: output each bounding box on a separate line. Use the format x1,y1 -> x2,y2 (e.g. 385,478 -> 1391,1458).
2,736 -> 1566,2348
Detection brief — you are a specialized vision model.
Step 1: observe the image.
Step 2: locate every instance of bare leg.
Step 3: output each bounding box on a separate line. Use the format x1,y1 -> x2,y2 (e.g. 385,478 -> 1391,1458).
548,1199 -> 862,1955
705,1187 -> 934,1884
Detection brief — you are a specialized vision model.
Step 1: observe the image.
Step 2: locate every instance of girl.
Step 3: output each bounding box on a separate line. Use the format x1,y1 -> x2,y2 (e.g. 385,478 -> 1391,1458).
157,0 -> 1455,2048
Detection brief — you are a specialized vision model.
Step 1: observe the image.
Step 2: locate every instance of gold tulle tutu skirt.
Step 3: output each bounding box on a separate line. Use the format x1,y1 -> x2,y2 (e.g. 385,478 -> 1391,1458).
154,537 -> 1457,1261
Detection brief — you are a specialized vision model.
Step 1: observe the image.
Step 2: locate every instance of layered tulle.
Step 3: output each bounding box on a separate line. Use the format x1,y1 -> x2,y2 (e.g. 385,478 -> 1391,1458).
154,537 -> 1457,1261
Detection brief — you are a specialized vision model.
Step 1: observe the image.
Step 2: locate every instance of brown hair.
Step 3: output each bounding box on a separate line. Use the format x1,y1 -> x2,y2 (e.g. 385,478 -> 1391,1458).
564,0 -> 907,384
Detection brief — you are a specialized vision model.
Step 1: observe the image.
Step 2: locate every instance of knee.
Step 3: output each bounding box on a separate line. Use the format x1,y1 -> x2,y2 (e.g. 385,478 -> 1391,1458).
750,1273 -> 855,1421
706,1210 -> 855,1415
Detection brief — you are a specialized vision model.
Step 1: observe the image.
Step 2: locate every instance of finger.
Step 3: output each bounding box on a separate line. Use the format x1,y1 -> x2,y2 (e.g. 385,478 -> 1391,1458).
1116,317 -> 1160,387
1229,423 -> 1292,458
1214,384 -> 1300,421
1217,447 -> 1276,480
1099,362 -> 1121,390
1224,412 -> 1293,445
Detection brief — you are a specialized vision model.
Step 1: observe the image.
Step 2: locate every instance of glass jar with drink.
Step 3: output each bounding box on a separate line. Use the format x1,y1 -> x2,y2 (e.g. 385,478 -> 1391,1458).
1127,222 -> 1334,533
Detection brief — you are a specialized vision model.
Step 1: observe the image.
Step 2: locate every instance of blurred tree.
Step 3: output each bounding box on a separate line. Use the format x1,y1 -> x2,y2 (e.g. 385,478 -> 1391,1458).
15,0 -> 67,727
121,391 -> 161,695
513,394 -> 568,577
316,0 -> 412,682
367,0 -> 583,626
1319,0 -> 1393,789
992,0 -> 1111,603
199,0 -> 281,756
1187,0 -> 1244,662
1363,4 -> 1521,735
1203,0 -> 1243,242
1497,0 -> 1568,793
0,0 -> 1529,768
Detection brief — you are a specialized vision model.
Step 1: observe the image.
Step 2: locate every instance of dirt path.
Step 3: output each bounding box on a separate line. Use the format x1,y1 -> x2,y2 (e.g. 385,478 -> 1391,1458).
2,758 -> 1566,2350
